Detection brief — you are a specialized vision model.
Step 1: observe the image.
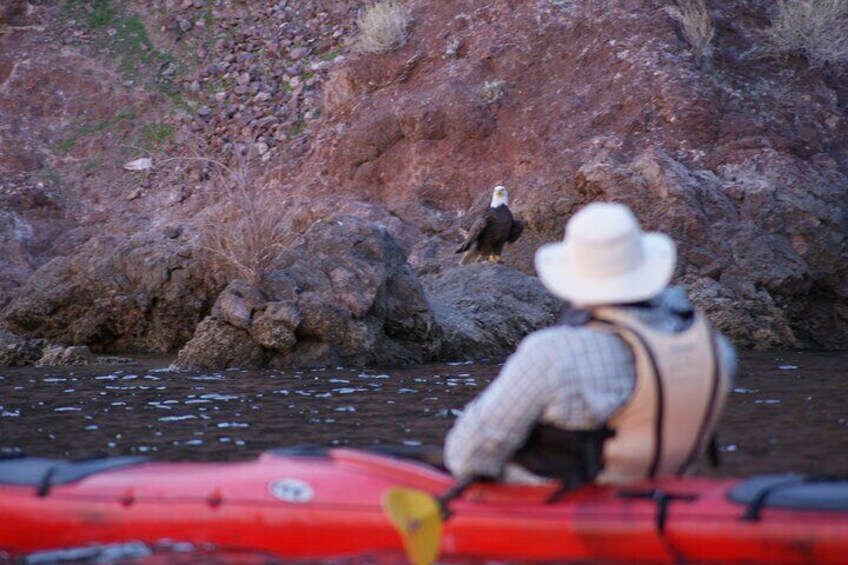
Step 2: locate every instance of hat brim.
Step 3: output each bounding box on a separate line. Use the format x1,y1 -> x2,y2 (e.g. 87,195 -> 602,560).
534,232 -> 676,307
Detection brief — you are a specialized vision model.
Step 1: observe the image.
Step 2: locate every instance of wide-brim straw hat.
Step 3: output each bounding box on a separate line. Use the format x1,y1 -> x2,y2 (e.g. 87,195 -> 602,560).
534,202 -> 676,307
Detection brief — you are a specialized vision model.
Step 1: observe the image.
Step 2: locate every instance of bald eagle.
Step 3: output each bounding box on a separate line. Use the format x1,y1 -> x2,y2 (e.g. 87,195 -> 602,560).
456,185 -> 525,265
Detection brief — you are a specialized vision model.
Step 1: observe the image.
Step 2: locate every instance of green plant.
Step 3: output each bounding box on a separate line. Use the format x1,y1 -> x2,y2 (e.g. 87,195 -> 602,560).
351,1 -> 412,55
760,0 -> 848,68
664,0 -> 714,64
140,122 -> 175,148
202,8 -> 214,28
56,138 -> 77,155
289,119 -> 306,137
84,0 -> 115,28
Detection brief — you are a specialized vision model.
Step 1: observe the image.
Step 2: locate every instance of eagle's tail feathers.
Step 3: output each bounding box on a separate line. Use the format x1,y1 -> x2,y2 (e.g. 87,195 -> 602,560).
459,248 -> 482,266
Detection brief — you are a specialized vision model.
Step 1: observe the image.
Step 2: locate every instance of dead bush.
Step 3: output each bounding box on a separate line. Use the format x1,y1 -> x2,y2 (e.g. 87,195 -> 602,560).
664,0 -> 715,64
760,0 -> 848,68
187,152 -> 293,286
351,1 -> 412,55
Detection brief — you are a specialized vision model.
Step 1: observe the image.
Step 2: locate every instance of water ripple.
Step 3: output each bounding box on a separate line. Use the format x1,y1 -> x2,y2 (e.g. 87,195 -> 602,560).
158,415 -> 199,422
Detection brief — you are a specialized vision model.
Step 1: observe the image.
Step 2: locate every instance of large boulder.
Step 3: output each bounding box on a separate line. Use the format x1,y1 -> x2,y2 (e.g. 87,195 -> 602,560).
173,214 -> 440,370
0,210 -> 35,309
1,232 -> 220,353
422,263 -> 564,360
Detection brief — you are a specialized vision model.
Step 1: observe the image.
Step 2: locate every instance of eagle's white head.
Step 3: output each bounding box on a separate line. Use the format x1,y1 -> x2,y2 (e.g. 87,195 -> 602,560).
491,185 -> 509,208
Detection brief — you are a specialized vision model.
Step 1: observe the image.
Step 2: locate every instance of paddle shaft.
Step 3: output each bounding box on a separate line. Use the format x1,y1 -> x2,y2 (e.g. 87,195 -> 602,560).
436,475 -> 479,519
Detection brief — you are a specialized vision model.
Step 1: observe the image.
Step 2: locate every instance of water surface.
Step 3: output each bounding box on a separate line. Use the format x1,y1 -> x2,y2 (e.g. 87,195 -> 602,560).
1,351 -> 846,475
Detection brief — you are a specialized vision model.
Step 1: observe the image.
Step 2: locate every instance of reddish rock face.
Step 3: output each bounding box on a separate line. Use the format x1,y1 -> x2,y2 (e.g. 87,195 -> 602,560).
293,0 -> 848,349
2,0 -> 848,358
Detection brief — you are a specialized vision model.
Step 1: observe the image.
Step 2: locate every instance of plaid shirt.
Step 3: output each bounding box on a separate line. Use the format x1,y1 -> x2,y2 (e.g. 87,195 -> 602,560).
444,289 -> 737,481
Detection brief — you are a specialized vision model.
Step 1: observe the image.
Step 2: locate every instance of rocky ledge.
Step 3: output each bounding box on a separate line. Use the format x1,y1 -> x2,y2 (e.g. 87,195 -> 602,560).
172,215 -> 562,370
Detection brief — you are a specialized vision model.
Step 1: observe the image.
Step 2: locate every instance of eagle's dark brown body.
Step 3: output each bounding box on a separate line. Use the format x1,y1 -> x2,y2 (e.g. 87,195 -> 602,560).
456,204 -> 524,264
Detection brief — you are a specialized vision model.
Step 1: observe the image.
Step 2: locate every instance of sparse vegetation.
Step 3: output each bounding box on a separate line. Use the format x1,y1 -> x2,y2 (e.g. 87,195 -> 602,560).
289,119 -> 307,137
351,1 -> 412,55
664,0 -> 714,64
760,0 -> 848,68
140,122 -> 176,149
55,138 -> 77,156
186,152 -> 292,286
81,159 -> 102,175
62,1 -> 177,89
55,110 -> 136,155
480,79 -> 506,104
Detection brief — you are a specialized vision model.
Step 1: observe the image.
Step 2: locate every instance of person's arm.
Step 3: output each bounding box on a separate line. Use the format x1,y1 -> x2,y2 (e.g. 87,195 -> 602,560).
444,335 -> 556,479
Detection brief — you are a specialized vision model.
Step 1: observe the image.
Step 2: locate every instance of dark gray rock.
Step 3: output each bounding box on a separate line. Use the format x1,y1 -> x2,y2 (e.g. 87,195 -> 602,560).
0,339 -> 45,366
173,214 -> 440,370
250,300 -> 300,353
422,263 -> 564,361
173,318 -> 266,371
0,326 -> 95,366
0,234 -> 220,353
211,279 -> 266,330
36,345 -> 94,366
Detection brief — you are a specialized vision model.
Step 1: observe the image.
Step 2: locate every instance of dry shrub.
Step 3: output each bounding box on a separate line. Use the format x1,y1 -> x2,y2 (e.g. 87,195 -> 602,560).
351,1 -> 412,54
761,0 -> 848,68
664,0 -> 715,63
190,153 -> 292,286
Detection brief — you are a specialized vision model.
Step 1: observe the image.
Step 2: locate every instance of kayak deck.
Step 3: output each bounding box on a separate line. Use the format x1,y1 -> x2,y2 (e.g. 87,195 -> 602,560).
0,448 -> 846,564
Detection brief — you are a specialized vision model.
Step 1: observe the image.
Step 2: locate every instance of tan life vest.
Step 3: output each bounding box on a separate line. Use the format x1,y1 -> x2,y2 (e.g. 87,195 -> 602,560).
589,307 -> 730,485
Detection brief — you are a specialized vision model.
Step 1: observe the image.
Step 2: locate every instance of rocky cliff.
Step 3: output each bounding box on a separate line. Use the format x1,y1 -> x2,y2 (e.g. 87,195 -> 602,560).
1,0 -> 846,367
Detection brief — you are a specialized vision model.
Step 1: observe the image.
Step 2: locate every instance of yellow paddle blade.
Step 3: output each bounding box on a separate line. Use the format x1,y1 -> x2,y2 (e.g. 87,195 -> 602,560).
382,487 -> 443,565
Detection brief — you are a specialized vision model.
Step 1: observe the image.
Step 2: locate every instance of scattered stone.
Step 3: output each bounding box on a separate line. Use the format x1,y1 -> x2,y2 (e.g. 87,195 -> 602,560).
123,158 -> 153,171
211,280 -> 266,330
36,345 -> 94,366
95,356 -> 135,364
0,340 -> 45,366
164,226 -> 183,239
423,263 -> 564,361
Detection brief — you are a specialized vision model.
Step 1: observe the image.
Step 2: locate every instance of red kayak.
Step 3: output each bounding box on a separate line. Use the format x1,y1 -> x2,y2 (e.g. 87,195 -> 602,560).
1,447 -> 846,564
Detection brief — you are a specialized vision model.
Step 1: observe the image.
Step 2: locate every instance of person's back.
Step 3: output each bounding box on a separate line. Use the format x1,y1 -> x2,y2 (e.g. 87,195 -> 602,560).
444,203 -> 736,486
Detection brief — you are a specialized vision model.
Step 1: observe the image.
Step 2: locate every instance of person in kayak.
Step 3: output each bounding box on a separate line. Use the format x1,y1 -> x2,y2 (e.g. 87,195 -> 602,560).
444,202 -> 737,487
